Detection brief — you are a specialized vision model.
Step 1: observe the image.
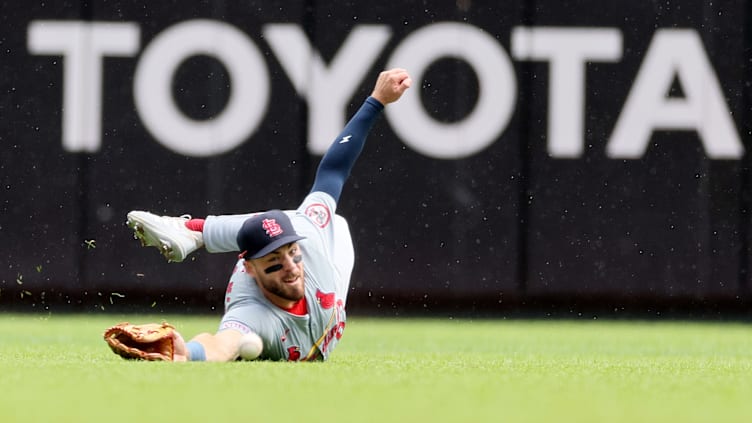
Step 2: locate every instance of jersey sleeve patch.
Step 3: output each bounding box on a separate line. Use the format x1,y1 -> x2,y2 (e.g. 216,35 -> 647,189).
219,320 -> 252,334
304,203 -> 332,228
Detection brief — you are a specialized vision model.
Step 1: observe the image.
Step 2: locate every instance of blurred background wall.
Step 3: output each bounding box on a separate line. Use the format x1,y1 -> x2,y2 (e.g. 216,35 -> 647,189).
2,1 -> 751,317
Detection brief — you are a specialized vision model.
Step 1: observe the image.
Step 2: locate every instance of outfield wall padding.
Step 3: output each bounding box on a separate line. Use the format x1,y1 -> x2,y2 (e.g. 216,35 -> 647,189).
1,1 -> 750,314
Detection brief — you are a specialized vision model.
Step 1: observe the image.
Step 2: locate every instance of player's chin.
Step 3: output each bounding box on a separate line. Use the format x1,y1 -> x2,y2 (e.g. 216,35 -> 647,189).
286,278 -> 305,298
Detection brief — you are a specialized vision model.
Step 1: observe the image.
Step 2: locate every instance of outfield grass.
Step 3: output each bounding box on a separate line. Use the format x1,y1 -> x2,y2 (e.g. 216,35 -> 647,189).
0,313 -> 750,422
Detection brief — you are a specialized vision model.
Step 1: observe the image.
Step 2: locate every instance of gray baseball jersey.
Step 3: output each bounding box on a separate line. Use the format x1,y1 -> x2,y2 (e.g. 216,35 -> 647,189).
206,191 -> 353,361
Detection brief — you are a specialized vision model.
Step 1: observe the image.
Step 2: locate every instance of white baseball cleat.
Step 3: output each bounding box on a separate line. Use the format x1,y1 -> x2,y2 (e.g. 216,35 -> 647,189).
126,211 -> 204,263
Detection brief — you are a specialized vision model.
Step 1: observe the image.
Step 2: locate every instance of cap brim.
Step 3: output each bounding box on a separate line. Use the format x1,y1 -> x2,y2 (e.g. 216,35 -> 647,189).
249,235 -> 306,259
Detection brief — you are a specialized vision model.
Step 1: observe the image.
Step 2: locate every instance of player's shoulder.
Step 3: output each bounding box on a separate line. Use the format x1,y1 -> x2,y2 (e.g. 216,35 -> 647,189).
295,191 -> 339,230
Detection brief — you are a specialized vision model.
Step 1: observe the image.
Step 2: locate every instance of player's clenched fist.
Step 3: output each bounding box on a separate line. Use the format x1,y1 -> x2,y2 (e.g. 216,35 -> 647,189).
370,68 -> 412,105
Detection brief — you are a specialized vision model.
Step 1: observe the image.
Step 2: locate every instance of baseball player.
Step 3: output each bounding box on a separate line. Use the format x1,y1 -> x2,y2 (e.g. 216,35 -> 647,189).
123,68 -> 412,361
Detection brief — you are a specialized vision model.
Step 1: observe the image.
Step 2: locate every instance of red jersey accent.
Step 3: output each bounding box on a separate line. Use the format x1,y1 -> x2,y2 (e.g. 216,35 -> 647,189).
287,346 -> 301,361
185,218 -> 205,232
316,290 -> 336,309
282,297 -> 307,316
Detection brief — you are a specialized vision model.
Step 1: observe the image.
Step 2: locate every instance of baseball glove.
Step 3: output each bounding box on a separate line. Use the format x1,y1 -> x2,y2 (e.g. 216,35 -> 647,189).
103,322 -> 176,361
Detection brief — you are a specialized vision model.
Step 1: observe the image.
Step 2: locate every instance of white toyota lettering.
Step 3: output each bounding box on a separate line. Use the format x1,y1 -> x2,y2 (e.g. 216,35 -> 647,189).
26,20 -> 744,159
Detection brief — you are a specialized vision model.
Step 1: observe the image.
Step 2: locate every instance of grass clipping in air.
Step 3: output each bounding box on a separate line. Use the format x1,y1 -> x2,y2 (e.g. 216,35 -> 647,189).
0,314 -> 750,423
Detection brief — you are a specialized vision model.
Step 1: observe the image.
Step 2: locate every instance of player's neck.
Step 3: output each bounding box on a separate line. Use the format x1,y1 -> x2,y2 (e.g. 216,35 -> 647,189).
262,290 -> 308,315
281,297 -> 307,316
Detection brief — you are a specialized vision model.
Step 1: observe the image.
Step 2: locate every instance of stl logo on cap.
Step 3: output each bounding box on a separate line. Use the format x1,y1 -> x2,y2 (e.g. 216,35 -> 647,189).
262,218 -> 284,237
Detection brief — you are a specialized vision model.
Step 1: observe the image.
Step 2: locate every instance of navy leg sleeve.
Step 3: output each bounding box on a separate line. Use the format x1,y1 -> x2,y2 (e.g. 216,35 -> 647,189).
310,97 -> 385,203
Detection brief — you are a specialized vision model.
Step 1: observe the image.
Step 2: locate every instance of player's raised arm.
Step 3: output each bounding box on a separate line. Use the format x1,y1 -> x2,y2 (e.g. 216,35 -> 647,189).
310,68 -> 412,204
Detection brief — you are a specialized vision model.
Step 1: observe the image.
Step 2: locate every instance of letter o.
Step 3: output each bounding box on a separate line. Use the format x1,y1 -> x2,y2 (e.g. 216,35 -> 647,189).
385,22 -> 516,159
134,20 -> 269,157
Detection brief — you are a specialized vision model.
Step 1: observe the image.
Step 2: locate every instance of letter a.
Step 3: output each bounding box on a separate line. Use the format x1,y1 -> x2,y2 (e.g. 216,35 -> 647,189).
608,29 -> 743,159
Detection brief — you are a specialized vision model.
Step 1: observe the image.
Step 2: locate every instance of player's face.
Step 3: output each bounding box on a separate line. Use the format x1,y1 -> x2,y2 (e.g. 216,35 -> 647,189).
246,242 -> 305,308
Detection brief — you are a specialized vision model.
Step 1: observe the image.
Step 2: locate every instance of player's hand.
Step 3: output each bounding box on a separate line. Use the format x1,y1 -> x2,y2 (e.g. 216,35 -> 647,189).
370,68 -> 412,105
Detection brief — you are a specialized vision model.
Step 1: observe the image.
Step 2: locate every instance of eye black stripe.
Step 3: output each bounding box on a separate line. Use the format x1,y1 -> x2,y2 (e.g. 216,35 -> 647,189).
264,264 -> 283,274
263,255 -> 302,274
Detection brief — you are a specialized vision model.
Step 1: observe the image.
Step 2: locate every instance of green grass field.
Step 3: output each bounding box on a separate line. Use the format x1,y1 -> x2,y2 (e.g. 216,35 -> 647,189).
0,313 -> 750,423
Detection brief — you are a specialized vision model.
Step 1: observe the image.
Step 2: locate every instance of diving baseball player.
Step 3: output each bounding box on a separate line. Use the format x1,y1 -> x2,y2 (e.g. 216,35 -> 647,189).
119,68 -> 412,362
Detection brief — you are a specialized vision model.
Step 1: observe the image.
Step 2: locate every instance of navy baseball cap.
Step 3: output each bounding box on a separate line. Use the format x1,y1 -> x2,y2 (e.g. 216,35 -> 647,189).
236,210 -> 306,260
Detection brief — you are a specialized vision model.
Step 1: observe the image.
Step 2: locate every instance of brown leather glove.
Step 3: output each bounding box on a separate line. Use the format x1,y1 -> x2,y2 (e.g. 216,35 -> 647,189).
103,322 -> 176,361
